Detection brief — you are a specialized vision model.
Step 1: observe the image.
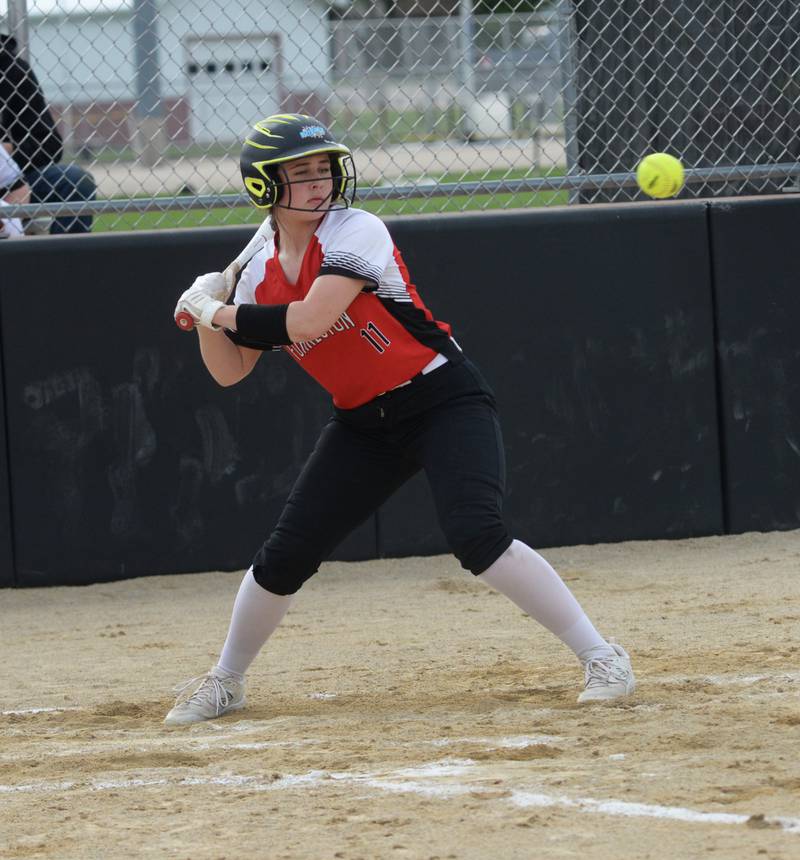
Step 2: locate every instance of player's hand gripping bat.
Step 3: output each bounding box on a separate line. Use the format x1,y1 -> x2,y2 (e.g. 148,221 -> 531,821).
174,217 -> 274,332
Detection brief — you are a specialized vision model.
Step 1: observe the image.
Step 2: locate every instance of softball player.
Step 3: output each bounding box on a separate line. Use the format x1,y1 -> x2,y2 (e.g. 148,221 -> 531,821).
167,114 -> 635,725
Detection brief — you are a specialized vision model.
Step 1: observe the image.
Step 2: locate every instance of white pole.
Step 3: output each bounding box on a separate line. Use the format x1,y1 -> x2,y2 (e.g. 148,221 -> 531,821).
6,0 -> 30,62
132,0 -> 165,165
458,0 -> 476,141
556,0 -> 581,203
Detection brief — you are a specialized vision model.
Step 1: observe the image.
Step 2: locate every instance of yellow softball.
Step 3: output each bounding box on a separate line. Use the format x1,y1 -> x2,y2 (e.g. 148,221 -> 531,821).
636,152 -> 685,199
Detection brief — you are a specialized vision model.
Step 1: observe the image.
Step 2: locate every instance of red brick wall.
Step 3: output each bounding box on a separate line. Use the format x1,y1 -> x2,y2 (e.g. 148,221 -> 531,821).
50,98 -> 192,149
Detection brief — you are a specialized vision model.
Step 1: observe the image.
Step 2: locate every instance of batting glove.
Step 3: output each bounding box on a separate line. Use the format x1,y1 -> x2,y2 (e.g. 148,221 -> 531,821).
174,284 -> 226,330
190,271 -> 231,302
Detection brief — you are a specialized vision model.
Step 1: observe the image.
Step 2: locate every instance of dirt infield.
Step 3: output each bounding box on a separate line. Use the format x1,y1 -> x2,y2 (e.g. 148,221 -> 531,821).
2,529 -> 799,859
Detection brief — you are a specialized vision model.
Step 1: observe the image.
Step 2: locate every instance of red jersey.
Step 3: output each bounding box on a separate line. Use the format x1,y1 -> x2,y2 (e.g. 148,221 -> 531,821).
232,208 -> 461,408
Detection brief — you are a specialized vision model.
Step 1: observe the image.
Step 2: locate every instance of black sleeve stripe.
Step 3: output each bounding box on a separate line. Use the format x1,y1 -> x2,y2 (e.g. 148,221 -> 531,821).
321,252 -> 383,284
376,292 -> 412,303
319,263 -> 379,286
323,249 -> 382,271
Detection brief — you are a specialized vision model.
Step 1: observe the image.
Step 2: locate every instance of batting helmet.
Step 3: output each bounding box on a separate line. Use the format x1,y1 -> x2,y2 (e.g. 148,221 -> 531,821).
240,114 -> 356,210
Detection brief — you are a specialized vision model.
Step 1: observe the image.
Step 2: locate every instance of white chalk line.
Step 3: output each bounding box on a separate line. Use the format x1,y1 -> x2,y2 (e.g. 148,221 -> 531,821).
0,737 -> 318,761
510,791 -> 800,833
0,733 -> 562,764
656,670 -> 800,687
2,707 -> 84,716
1,757 -> 799,835
428,734 -> 563,748
702,671 -> 800,686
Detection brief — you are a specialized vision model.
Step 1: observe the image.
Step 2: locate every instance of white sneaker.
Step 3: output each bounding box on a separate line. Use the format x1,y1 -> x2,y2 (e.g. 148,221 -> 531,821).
577,642 -> 635,703
164,668 -> 246,726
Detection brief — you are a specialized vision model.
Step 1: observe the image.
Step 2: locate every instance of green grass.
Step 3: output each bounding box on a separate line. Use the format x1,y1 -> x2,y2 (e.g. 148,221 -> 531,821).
93,192 -> 567,232
93,207 -> 262,232
92,167 -> 567,232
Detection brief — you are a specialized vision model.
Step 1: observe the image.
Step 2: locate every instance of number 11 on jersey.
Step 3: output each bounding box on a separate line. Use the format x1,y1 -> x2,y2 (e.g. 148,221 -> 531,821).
360,321 -> 391,354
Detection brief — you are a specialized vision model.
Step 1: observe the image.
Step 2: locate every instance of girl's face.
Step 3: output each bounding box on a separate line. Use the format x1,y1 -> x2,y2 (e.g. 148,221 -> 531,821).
276,154 -> 334,217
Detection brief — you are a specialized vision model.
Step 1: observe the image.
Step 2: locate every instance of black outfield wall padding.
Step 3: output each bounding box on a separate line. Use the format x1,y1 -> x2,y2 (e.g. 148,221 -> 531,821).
0,229 -> 376,587
385,203 -> 723,554
0,319 -> 15,587
709,196 -> 800,534
1,203 -> 725,587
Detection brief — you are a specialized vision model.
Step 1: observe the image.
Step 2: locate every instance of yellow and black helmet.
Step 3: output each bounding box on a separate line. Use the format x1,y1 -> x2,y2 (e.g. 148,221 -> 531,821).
240,113 -> 356,210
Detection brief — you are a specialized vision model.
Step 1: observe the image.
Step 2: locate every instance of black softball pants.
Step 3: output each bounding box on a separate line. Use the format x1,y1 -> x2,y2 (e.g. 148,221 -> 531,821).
251,358 -> 513,595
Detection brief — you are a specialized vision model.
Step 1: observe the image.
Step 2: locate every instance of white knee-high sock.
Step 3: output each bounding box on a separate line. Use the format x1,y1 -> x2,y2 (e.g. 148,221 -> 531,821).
216,569 -> 294,678
478,539 -> 612,662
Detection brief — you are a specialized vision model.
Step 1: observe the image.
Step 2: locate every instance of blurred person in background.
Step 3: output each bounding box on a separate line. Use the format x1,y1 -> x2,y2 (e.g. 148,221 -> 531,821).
1,142 -> 27,238
0,33 -> 95,234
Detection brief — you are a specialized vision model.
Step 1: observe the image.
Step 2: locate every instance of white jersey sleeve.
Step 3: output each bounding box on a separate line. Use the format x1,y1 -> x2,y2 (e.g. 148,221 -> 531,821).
0,147 -> 24,191
233,241 -> 272,305
318,209 -> 394,288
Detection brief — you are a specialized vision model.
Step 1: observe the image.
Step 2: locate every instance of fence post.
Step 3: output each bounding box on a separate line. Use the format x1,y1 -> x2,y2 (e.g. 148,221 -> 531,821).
132,0 -> 166,167
556,0 -> 581,203
6,0 -> 30,61
458,0 -> 477,142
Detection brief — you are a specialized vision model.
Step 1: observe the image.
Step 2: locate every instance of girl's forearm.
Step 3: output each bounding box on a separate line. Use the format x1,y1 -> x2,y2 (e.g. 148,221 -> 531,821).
197,326 -> 250,386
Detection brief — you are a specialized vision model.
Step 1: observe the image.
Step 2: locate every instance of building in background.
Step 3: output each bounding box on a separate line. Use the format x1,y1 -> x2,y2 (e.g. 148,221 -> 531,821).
7,0 -> 560,156
22,0 -> 331,153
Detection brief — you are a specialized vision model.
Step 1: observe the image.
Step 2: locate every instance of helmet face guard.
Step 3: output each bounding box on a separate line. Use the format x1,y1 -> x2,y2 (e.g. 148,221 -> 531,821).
240,114 -> 357,212
263,152 -> 356,212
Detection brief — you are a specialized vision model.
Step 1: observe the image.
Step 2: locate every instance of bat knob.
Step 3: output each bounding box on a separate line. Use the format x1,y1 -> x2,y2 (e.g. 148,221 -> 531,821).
175,311 -> 196,332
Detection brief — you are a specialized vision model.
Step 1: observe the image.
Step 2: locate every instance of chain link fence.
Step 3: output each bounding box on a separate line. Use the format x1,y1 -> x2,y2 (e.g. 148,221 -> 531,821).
1,0 -> 799,233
